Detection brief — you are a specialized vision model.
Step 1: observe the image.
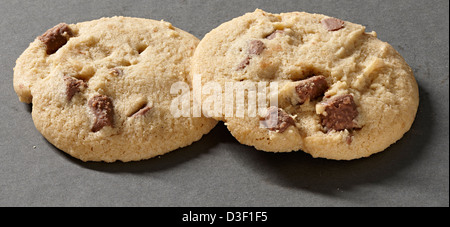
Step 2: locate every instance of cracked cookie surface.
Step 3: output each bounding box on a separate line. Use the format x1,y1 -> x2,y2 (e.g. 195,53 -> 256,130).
191,9 -> 419,160
14,17 -> 217,162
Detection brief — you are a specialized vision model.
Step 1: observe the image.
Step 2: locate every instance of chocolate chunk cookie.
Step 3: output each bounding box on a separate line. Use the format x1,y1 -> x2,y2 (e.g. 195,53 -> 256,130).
191,9 -> 419,160
14,17 -> 217,162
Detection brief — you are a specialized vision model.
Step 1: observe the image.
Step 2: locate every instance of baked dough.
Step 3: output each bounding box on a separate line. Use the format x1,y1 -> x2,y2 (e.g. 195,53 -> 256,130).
191,9 -> 419,160
14,17 -> 217,162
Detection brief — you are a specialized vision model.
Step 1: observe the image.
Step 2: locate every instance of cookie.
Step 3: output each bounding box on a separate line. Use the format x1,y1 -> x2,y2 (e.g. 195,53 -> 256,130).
191,9 -> 419,160
14,17 -> 217,162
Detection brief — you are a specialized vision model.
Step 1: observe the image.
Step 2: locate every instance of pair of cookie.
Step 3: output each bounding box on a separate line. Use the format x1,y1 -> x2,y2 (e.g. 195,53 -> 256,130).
14,10 -> 419,162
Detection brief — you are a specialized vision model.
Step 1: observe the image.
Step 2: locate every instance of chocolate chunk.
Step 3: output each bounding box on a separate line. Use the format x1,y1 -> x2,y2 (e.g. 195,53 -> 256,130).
321,18 -> 345,31
265,30 -> 284,40
346,135 -> 353,145
236,56 -> 251,70
295,75 -> 329,104
236,40 -> 266,70
64,76 -> 86,101
261,106 -> 295,133
88,95 -> 114,132
248,40 -> 265,55
130,105 -> 152,117
38,23 -> 73,55
320,95 -> 358,131
236,40 -> 265,70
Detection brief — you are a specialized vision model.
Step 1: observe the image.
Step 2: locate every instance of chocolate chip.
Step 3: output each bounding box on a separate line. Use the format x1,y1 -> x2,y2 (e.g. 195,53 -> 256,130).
64,76 -> 86,101
320,94 -> 358,132
346,135 -> 353,145
261,106 -> 295,133
265,30 -> 284,40
321,18 -> 345,31
38,23 -> 73,55
248,40 -> 265,55
295,75 -> 329,104
88,95 -> 114,132
130,105 -> 152,117
236,40 -> 266,70
236,56 -> 251,70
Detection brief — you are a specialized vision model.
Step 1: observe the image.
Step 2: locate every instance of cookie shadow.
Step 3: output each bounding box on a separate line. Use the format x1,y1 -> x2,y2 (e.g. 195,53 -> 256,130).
233,84 -> 431,195
23,102 -> 32,113
47,122 -> 223,173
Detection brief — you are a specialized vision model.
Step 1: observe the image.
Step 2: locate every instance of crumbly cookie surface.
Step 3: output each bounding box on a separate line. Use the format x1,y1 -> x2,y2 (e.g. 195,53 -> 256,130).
191,9 -> 419,160
15,17 -> 217,162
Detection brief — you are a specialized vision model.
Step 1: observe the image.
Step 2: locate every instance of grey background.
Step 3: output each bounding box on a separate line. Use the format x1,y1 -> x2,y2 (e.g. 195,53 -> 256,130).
0,0 -> 448,207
